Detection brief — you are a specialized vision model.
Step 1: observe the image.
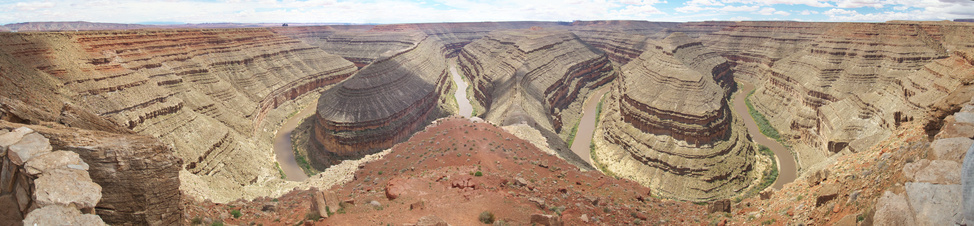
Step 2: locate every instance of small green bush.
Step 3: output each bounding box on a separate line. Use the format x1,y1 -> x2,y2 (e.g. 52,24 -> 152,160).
230,210 -> 241,218
474,171 -> 483,177
479,211 -> 495,224
305,211 -> 321,221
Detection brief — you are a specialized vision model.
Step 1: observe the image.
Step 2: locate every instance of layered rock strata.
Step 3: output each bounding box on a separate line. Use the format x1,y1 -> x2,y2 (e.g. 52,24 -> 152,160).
593,34 -> 757,201
570,20 -> 679,36
0,29 -> 357,200
699,21 -> 835,83
456,29 -> 615,168
569,27 -> 651,65
746,23 -> 974,168
370,22 -> 567,57
283,30 -> 426,68
311,34 -> 453,163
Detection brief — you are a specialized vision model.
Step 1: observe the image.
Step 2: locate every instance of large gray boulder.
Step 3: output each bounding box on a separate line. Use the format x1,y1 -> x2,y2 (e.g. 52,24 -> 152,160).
8,133 -> 52,165
873,191 -> 916,226
32,168 -> 102,213
906,182 -> 962,225
963,141 -> 974,225
22,205 -> 106,226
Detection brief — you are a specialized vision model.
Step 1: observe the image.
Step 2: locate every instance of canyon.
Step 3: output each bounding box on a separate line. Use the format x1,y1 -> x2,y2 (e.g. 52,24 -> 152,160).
0,20 -> 971,225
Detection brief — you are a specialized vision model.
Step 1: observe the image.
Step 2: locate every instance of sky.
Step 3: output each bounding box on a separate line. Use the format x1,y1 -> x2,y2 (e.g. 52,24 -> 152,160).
1,0 -> 973,25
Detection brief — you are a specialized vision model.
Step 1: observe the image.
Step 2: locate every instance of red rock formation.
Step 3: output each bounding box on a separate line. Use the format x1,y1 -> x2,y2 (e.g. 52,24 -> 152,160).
594,33 -> 756,201
312,34 -> 452,159
456,29 -> 615,159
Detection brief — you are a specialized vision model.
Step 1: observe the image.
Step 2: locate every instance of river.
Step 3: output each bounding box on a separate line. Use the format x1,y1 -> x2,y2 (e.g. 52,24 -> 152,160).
451,65 -> 473,117
570,88 -> 609,165
733,82 -> 796,189
272,100 -> 317,181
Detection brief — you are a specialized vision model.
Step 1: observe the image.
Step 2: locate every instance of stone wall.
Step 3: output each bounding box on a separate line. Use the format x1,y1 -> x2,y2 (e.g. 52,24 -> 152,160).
0,126 -> 107,225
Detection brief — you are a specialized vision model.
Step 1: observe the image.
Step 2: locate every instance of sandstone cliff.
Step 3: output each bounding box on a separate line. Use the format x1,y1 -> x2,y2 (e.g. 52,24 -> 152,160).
743,22 -> 974,169
593,33 -> 759,201
0,28 -> 358,202
311,34 -> 453,166
456,29 -> 615,169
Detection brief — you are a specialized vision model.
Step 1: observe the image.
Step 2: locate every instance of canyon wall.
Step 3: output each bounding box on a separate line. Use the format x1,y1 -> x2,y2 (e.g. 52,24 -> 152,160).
311,34 -> 453,165
593,33 -> 758,201
738,22 -> 974,169
0,28 -> 359,201
456,29 -> 615,169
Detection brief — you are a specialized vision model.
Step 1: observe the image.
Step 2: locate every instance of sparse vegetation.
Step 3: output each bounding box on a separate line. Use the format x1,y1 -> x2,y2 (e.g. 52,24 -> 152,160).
474,171 -> 483,176
479,211 -> 495,224
230,209 -> 241,218
275,162 -> 286,180
305,211 -> 321,221
211,220 -> 224,226
745,89 -> 782,142
191,216 -> 202,225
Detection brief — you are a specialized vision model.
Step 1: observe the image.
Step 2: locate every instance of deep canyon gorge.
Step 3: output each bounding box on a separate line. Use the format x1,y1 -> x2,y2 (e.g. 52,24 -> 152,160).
0,20 -> 972,225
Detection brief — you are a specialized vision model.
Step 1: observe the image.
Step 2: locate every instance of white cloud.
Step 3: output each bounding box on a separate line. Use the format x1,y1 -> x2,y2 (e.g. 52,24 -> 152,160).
12,2 -> 55,11
834,0 -> 884,8
824,8 -> 857,15
721,5 -> 760,11
800,10 -> 819,15
730,16 -> 752,20
721,0 -> 833,7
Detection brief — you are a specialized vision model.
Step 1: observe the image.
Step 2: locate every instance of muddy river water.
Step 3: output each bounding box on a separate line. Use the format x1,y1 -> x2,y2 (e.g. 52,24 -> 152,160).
569,88 -> 609,165
734,82 -> 796,189
272,100 -> 317,181
451,65 -> 473,117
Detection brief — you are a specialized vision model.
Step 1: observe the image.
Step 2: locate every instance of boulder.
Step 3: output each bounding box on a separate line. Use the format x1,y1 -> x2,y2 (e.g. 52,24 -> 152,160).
913,160 -> 962,184
903,159 -> 931,181
7,133 -> 52,165
807,169 -> 830,186
906,182 -> 963,226
760,189 -> 775,200
22,205 -> 107,226
32,168 -> 102,213
873,191 -> 916,226
0,127 -> 32,153
416,215 -> 448,226
24,150 -> 89,176
836,214 -> 858,226
709,199 -> 731,213
310,191 -> 330,218
964,140 -> 974,225
931,137 -> 973,161
530,214 -> 563,226
816,184 -> 840,207
385,178 -> 405,200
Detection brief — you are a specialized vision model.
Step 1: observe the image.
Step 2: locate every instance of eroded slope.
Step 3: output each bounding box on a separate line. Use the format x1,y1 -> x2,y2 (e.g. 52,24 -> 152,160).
593,33 -> 760,201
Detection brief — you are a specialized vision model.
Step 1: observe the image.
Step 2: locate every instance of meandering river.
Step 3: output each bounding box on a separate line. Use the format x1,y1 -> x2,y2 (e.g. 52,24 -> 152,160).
569,88 -> 609,165
734,82 -> 796,189
272,100 -> 317,181
451,65 -> 473,117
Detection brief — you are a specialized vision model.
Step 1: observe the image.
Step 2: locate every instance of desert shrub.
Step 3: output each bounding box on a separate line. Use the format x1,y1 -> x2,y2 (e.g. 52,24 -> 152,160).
230,210 -> 241,218
479,211 -> 495,224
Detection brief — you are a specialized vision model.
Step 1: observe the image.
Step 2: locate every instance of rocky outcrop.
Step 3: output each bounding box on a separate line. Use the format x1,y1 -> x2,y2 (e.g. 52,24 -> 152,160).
456,29 -> 614,169
0,28 -> 358,201
872,96 -> 973,226
0,121 -> 182,225
311,34 -> 452,161
0,126 -> 108,225
593,33 -> 757,201
284,29 -> 426,68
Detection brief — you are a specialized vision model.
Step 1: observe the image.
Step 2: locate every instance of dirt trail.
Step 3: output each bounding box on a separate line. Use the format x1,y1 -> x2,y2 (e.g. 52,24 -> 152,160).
569,88 -> 609,165
272,100 -> 317,181
733,82 -> 796,189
